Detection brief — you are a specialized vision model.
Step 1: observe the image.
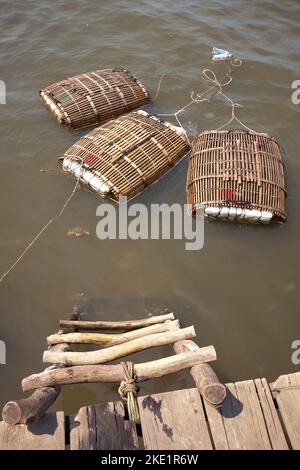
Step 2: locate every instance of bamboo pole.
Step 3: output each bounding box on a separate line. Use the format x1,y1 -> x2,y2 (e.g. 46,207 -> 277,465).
43,326 -> 196,366
59,312 -> 175,331
47,319 -> 180,346
22,347 -> 217,392
173,340 -> 226,407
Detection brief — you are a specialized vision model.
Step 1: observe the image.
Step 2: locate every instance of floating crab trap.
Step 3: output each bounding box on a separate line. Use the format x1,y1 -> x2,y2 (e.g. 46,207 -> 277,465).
187,130 -> 286,224
60,110 -> 190,201
40,68 -> 150,130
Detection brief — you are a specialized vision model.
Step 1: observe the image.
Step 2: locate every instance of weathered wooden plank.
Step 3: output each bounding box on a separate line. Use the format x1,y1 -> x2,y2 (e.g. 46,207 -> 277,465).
138,388 -> 213,450
70,401 -> 139,450
254,378 -> 288,450
235,380 -> 271,449
271,372 -> 300,392
272,373 -> 300,450
204,380 -> 287,450
0,412 -> 65,450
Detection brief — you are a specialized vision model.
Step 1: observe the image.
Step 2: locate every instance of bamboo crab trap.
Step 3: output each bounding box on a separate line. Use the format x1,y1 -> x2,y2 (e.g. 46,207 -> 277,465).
187,129 -> 286,224
59,110 -> 190,202
40,68 -> 150,130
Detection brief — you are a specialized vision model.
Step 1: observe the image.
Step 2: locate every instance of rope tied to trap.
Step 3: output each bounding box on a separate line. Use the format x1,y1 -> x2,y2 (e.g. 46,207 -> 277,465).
156,53 -> 248,144
118,361 -> 140,424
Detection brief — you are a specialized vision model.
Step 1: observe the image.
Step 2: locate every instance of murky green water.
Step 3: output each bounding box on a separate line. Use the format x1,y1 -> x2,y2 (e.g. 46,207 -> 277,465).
0,0 -> 300,415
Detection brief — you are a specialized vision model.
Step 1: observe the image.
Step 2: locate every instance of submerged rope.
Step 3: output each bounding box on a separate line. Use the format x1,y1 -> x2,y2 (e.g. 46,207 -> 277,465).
153,73 -> 168,101
118,361 -> 140,424
0,158 -> 83,284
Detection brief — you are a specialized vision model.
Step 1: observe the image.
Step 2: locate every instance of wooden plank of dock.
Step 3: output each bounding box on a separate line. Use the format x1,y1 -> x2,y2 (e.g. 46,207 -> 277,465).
271,372 -> 300,450
254,378 -> 288,450
138,388 -> 213,450
203,379 -> 288,450
70,401 -> 138,450
0,412 -> 65,450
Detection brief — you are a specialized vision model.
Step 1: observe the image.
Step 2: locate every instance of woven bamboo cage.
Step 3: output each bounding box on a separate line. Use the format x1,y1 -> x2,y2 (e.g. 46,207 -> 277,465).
60,110 -> 190,202
40,68 -> 150,130
187,129 -> 286,224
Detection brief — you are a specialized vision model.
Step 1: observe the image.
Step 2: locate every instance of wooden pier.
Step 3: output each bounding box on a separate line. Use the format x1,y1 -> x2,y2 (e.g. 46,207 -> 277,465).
1,313 -> 299,450
1,372 -> 299,450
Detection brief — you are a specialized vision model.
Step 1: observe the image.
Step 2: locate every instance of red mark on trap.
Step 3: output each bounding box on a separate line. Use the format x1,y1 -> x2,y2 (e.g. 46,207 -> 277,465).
221,189 -> 236,200
84,154 -> 99,167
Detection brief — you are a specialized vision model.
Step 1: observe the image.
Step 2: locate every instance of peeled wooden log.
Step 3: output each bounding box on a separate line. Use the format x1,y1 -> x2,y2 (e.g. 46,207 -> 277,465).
47,319 -> 180,346
43,326 -> 196,366
2,386 -> 61,425
22,347 -> 217,391
59,312 -> 175,331
173,340 -> 226,407
2,336 -> 71,425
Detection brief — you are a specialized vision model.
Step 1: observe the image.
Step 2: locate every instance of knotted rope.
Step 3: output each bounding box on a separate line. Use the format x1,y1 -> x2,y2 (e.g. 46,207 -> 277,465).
118,361 -> 140,424
157,57 -> 259,138
156,63 -> 239,144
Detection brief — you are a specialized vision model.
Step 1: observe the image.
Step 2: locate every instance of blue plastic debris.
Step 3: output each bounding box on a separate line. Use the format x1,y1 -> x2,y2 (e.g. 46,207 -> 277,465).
212,47 -> 232,62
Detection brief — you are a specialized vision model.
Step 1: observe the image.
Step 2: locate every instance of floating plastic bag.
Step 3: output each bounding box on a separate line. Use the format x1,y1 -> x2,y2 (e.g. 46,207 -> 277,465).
212,47 -> 232,62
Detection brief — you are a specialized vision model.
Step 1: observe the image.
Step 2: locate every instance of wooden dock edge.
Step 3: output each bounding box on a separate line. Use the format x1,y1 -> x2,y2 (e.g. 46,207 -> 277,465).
1,372 -> 299,450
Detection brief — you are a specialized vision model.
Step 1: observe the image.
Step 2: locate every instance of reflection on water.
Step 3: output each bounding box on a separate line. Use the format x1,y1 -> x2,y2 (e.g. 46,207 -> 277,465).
0,0 -> 300,414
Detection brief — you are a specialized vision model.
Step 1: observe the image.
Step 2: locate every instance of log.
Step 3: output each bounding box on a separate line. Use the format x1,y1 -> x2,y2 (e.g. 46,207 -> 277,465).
22,347 -> 217,391
2,335 -> 71,425
43,326 -> 196,366
59,312 -> 175,331
2,387 -> 61,425
47,319 -> 180,346
173,340 -> 226,407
